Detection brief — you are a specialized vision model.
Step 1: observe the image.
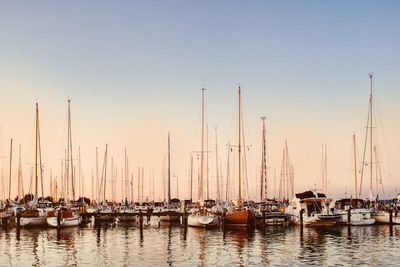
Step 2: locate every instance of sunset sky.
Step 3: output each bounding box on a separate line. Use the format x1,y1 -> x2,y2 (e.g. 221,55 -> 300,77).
0,1 -> 399,201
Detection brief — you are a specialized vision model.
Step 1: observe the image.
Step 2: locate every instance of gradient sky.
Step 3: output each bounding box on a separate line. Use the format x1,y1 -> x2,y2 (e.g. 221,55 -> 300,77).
0,1 -> 399,201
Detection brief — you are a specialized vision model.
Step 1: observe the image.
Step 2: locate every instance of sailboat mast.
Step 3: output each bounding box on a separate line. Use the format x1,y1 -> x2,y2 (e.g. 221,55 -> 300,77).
237,86 -> 242,207
124,147 -> 127,199
374,146 -> 378,197
321,144 -> 324,193
279,148 -> 284,200
260,117 -> 267,202
162,157 -> 166,202
18,144 -> 24,198
141,167 -> 144,202
137,168 -> 140,202
285,140 -> 290,198
79,146 -> 82,198
199,88 -> 205,201
369,73 -> 373,197
190,154 -> 193,201
206,124 -> 209,199
273,168 -> 276,199
226,142 -> 230,201
63,151 -> 66,199
111,157 -> 114,201
215,127 -> 220,203
353,134 -> 358,198
103,144 -> 108,202
152,169 -> 154,201
8,138 -> 13,202
68,99 -> 75,202
35,103 -> 39,198
168,133 -> 171,206
96,147 -> 99,202
131,172 -> 134,203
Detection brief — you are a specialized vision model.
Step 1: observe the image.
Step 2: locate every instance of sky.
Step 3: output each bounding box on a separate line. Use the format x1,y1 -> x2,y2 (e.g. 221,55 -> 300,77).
0,1 -> 399,202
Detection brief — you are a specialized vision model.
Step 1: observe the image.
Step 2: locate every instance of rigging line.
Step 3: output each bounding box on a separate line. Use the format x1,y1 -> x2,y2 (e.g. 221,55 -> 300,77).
227,89 -> 237,150
241,100 -> 252,201
231,147 -> 236,202
225,143 -> 231,202
37,114 -> 45,200
373,90 -> 394,186
359,94 -> 371,198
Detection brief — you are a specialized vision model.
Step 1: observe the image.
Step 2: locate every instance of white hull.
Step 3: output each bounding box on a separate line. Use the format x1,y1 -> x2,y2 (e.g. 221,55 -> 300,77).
287,214 -> 329,225
374,211 -> 400,224
19,216 -> 47,227
286,208 -> 341,227
160,208 -> 180,222
86,208 -> 97,213
338,209 -> 375,225
187,214 -> 220,227
257,217 -> 288,226
47,215 -> 81,227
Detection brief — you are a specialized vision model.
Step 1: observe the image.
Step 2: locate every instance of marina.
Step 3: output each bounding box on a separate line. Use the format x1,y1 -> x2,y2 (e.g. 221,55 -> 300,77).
0,74 -> 399,265
1,1 -> 400,266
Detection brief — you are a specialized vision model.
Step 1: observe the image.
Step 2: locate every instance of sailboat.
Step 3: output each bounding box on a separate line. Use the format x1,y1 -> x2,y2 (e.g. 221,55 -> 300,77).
358,74 -> 400,224
187,88 -> 221,228
47,100 -> 81,227
254,117 -> 288,226
18,103 -> 48,227
223,87 -> 255,228
334,134 -> 375,225
97,144 -> 115,222
117,148 -> 136,223
160,133 -> 180,222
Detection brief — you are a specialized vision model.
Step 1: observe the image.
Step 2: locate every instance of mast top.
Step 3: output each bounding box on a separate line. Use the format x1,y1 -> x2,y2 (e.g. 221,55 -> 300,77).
369,73 -> 373,96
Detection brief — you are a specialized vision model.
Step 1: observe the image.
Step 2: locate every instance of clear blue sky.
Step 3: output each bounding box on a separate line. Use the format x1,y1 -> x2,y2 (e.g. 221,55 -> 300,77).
0,1 -> 399,200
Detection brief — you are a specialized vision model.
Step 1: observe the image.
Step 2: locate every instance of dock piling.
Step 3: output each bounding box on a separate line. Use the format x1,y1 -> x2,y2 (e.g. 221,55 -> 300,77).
262,209 -> 266,233
389,208 -> 393,236
139,209 -> 143,241
57,211 -> 61,239
16,213 -> 20,239
1,217 -> 8,230
16,213 -> 20,229
300,209 -> 304,226
347,207 -> 351,225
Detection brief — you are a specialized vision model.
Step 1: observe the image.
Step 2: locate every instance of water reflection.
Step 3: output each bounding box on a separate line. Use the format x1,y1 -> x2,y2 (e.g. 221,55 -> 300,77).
298,227 -> 330,265
1,224 -> 400,266
166,223 -> 173,266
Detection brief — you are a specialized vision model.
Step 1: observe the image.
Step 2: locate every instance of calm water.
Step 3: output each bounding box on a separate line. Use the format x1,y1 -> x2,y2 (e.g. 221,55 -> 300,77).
0,222 -> 399,266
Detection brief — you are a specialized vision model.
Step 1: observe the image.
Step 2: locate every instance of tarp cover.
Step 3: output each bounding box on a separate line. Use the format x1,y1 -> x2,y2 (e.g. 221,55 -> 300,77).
295,191 -> 316,199
295,191 -> 326,199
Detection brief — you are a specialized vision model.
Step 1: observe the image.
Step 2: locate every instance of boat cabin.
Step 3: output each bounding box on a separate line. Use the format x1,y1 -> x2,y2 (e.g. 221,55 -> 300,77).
335,198 -> 367,210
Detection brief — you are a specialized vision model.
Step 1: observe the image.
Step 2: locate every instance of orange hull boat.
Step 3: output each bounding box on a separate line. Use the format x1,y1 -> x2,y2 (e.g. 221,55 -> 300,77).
224,209 -> 255,227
